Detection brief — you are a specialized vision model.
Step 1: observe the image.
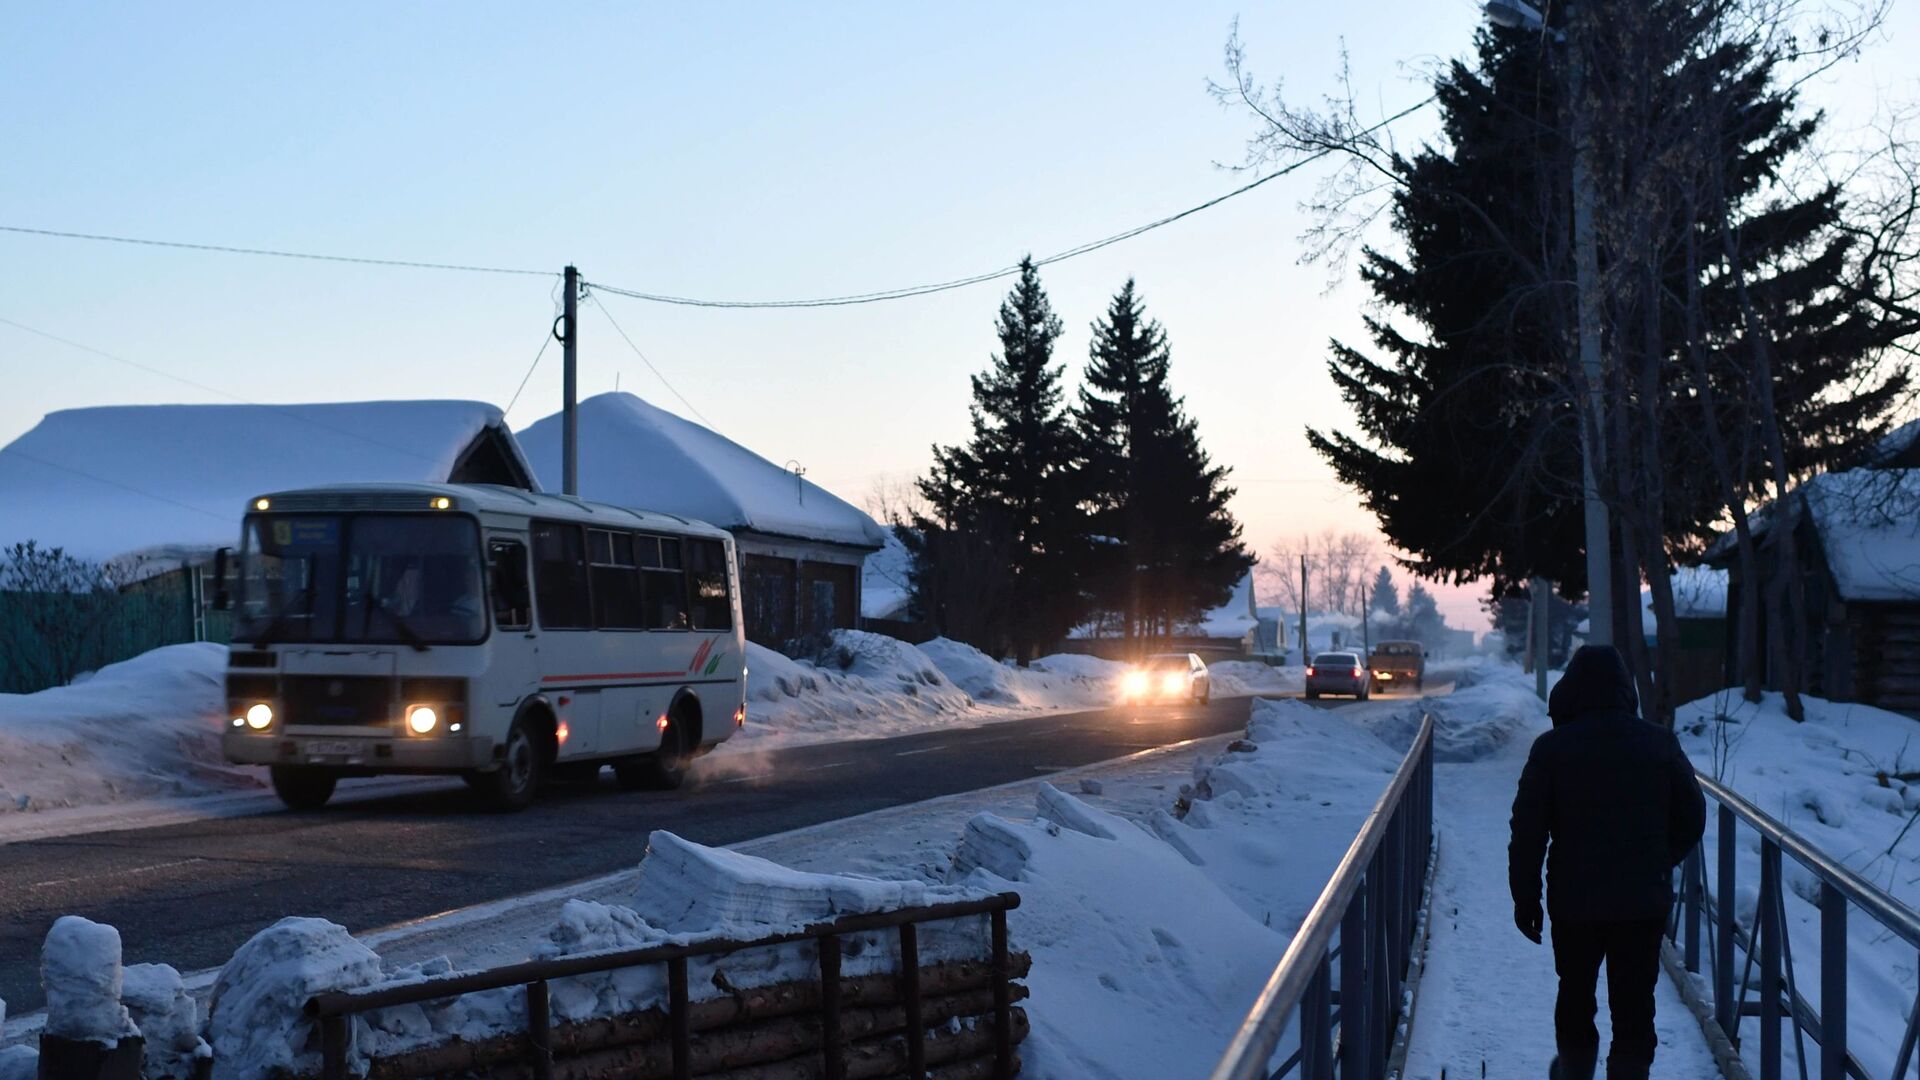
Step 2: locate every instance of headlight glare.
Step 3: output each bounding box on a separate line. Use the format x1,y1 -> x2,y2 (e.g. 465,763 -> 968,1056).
406,705 -> 439,735
245,702 -> 274,730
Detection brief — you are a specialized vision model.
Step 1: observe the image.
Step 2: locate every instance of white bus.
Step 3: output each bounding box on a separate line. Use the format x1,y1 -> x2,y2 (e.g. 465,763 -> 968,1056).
218,482 -> 746,811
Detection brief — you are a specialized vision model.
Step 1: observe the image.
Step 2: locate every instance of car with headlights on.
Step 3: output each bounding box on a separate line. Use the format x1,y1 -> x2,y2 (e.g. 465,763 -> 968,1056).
1304,651 -> 1372,700
1119,652 -> 1212,705
1366,640 -> 1427,692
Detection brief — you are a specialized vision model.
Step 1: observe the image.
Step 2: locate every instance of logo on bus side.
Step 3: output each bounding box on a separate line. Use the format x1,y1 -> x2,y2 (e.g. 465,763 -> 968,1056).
688,637 -> 727,677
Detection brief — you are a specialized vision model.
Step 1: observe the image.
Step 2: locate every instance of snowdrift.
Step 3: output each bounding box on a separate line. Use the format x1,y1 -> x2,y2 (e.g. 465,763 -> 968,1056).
0,643 -> 255,816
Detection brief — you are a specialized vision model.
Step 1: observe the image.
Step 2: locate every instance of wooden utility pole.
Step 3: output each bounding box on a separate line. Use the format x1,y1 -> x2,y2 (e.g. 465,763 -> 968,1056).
561,264 -> 580,496
1298,555 -> 1310,664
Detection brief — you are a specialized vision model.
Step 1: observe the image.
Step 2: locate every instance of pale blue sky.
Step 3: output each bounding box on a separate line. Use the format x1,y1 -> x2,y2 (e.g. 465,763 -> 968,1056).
4,3 -> 1914,629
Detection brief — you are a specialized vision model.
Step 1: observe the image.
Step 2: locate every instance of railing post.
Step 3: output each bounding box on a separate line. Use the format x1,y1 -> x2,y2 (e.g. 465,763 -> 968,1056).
1341,884 -> 1372,1080
668,957 -> 691,1080
820,935 -> 845,1080
1684,847 -> 1702,974
900,922 -> 926,1080
320,1013 -> 348,1080
1302,953 -> 1334,1080
991,907 -> 1015,1079
526,979 -> 553,1080
1760,840 -> 1782,1080
1819,883 -> 1846,1080
1370,863 -> 1392,1080
1717,804 -> 1738,1041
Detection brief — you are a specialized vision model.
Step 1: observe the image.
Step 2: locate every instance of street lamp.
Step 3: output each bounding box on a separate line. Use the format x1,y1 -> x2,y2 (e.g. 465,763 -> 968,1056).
1483,0 -> 1614,649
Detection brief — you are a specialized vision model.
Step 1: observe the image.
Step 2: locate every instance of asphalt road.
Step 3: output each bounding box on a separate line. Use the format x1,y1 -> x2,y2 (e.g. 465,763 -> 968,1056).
1,693 -> 1278,1012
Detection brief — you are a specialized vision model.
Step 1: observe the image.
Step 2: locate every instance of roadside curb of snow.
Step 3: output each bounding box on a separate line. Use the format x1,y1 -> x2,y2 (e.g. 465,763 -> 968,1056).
1659,942 -> 1752,1080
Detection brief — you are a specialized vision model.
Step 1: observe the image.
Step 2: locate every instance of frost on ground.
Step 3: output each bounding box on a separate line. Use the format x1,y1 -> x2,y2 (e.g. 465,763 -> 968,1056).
0,643 -> 258,817
1676,690 -> 1920,1079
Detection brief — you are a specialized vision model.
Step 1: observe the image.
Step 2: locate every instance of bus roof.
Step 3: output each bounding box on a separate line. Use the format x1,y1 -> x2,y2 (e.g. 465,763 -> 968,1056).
246,482 -> 733,540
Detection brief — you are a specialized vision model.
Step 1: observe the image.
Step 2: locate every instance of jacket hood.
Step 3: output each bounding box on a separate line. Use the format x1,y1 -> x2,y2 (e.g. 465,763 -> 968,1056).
1547,644 -> 1639,726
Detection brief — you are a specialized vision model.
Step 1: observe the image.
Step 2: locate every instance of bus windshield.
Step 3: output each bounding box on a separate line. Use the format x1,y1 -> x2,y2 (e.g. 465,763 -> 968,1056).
237,514 -> 486,646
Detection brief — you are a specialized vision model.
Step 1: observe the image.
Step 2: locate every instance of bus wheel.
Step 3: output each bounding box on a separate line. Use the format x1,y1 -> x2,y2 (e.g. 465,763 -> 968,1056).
617,716 -> 688,791
475,718 -> 544,811
270,766 -> 337,811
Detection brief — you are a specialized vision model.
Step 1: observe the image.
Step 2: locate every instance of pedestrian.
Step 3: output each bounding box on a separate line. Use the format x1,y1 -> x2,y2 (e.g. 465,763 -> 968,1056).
1508,644 -> 1707,1080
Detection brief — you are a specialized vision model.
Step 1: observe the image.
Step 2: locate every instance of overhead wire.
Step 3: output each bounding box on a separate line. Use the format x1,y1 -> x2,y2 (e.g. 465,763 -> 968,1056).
0,445 -> 238,524
0,224 -> 552,278
585,288 -> 716,428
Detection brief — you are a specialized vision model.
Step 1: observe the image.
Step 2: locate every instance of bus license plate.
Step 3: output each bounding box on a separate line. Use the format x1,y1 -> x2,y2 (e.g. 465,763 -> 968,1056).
306,740 -> 360,758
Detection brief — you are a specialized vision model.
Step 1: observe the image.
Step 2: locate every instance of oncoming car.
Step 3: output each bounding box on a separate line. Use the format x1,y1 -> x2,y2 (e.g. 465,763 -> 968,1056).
1304,651 -> 1372,701
1119,652 -> 1212,705
218,482 -> 747,812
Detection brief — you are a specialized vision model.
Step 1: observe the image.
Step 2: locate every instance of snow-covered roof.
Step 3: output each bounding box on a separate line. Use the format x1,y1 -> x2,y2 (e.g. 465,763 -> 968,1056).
518,393 -> 886,550
1637,566 -> 1729,635
0,400 -> 530,563
1871,417 -> 1920,467
1804,469 -> 1920,602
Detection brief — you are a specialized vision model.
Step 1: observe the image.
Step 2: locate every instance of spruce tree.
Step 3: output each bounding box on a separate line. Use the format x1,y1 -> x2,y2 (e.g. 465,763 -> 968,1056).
1371,566 -> 1400,616
1076,280 -> 1252,645
1405,581 -> 1444,646
911,258 -> 1084,662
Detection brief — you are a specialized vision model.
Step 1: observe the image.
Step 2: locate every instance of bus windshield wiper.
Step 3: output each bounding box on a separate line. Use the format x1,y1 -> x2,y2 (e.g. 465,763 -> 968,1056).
375,598 -> 432,653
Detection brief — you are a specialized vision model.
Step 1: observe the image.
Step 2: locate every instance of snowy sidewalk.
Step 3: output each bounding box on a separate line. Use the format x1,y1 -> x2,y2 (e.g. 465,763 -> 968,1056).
1400,740 -> 1722,1079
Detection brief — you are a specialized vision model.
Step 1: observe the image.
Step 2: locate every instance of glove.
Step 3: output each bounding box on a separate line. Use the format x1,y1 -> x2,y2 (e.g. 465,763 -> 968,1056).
1515,901 -> 1543,944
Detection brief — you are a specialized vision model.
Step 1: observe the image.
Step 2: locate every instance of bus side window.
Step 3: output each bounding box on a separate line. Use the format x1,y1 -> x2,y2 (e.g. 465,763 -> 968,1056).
531,522 -> 592,629
687,539 -> 733,631
489,539 -> 532,630
640,535 -> 690,630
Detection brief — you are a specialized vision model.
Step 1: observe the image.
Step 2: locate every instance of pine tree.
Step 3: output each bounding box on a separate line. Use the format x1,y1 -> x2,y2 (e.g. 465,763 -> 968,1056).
1405,581 -> 1444,646
911,258 -> 1084,662
1371,567 -> 1400,616
1076,280 -> 1252,645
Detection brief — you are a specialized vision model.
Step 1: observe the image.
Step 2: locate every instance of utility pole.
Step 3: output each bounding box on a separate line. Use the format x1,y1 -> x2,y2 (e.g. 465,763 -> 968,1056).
561,264 -> 580,496
1298,555 -> 1310,664
1483,0 -> 1612,647
1533,577 -> 1551,701
1568,6 -> 1613,648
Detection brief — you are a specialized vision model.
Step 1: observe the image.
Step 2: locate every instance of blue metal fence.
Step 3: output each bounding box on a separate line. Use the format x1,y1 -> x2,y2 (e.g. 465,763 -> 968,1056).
1207,713 -> 1436,1080
1671,773 -> 1920,1080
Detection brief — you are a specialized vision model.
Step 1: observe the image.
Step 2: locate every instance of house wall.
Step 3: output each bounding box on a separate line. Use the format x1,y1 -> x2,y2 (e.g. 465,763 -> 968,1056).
1853,605 -> 1920,714
732,532 -> 871,653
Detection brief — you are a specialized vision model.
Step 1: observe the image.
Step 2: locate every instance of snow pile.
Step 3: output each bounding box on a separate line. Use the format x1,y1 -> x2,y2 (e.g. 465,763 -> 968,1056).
1677,691 -> 1920,1078
206,918 -> 386,1079
519,393 -> 888,549
947,699 -> 1405,1078
1360,662 -> 1546,762
739,632 -> 977,746
41,916 -> 136,1045
1205,660 -> 1304,698
0,642 -> 257,816
0,399 -> 526,562
121,964 -> 209,1080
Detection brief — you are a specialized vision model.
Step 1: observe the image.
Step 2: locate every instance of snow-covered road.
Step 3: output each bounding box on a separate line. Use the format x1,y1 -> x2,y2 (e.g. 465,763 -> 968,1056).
1400,737 -> 1722,1079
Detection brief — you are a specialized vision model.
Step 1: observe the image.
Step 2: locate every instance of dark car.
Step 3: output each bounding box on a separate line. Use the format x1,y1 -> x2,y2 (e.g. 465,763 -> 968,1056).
1366,640 -> 1427,692
1304,651 -> 1372,700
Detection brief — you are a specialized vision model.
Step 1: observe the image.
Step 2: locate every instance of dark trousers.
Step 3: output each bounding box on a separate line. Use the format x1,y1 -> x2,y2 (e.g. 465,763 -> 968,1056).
1551,917 -> 1666,1073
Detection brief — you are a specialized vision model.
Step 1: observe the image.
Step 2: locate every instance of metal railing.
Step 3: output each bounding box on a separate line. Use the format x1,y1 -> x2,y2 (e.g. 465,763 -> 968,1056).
1670,773 -> 1920,1080
308,891 -> 1022,1080
1208,713 -> 1437,1080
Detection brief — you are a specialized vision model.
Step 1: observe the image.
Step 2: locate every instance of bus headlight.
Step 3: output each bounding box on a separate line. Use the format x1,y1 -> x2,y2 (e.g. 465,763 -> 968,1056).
244,703 -> 274,730
406,705 -> 439,735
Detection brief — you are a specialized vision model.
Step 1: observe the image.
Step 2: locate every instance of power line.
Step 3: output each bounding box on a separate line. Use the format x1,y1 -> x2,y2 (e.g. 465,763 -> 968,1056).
0,224 -> 552,277
586,289 -> 716,429
504,326 -> 554,416
586,96 -> 1435,309
0,446 -> 237,524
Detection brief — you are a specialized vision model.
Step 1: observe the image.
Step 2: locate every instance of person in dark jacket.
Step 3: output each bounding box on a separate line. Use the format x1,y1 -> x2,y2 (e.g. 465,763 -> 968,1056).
1509,645 -> 1707,1080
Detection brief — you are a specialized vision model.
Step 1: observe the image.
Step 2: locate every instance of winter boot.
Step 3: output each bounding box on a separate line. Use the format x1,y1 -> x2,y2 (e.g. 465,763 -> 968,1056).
1550,1053 -> 1597,1080
1604,1059 -> 1651,1080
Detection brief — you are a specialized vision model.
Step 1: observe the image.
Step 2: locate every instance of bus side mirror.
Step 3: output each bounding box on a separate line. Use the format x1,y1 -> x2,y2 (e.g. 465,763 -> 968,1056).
211,547 -> 233,611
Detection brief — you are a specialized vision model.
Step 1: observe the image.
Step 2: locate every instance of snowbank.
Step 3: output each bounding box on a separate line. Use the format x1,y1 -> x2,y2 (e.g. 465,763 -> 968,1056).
1361,674 -> 1546,763
0,643 -> 257,817
947,698 -> 1404,1078
1677,691 -> 1920,1078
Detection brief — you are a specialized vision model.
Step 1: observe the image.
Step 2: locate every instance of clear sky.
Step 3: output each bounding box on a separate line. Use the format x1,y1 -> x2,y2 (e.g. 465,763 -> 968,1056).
3,2 -> 1914,631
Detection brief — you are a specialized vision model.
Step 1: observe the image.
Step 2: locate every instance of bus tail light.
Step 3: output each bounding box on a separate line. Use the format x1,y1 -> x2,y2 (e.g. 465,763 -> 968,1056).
656,714 -> 670,732
734,705 -> 745,728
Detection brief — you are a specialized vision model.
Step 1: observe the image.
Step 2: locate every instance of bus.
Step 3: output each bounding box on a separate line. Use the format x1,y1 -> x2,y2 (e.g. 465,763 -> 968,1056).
217,482 -> 746,811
